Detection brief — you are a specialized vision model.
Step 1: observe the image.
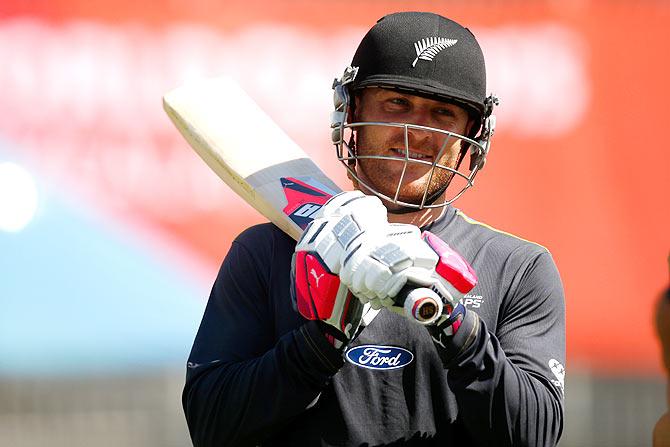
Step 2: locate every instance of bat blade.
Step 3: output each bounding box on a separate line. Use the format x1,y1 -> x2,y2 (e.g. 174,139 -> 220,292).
162,77 -> 341,240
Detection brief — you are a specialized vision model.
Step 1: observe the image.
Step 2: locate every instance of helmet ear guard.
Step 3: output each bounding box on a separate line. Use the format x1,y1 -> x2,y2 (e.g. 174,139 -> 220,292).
330,82 -> 347,146
468,94 -> 499,172
331,66 -> 358,146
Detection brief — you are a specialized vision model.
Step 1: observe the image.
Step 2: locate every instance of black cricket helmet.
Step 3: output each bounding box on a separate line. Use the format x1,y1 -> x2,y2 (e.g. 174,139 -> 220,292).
331,12 -> 498,210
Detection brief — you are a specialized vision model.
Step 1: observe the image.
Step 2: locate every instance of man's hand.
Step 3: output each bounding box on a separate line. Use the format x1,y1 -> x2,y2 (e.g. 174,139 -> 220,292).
290,191 -> 388,347
291,190 -> 477,345
339,226 -> 477,332
338,224 -> 438,309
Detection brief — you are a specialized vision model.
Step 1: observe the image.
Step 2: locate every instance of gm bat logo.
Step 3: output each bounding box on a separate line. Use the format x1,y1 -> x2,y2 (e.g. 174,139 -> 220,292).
293,203 -> 322,218
281,177 -> 332,230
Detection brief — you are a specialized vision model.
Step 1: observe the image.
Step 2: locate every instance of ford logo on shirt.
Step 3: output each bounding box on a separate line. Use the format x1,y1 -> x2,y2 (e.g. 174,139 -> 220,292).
345,345 -> 414,370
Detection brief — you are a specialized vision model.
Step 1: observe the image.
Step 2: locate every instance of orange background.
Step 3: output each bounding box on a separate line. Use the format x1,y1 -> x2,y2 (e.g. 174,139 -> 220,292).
1,0 -> 668,373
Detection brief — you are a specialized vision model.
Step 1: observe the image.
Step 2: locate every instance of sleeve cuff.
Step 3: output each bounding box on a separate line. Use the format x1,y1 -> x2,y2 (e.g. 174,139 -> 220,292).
298,321 -> 344,375
435,310 -> 481,362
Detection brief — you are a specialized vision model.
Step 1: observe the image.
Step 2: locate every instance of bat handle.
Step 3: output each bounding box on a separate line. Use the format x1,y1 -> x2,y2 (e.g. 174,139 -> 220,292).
399,287 -> 443,325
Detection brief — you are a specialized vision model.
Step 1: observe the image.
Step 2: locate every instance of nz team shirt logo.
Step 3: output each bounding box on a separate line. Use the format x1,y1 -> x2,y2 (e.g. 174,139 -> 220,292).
548,358 -> 565,395
345,345 -> 414,370
463,294 -> 483,309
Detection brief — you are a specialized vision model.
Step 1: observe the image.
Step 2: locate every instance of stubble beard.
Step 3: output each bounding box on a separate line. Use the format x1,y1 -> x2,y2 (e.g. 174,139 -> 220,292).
354,130 -> 459,208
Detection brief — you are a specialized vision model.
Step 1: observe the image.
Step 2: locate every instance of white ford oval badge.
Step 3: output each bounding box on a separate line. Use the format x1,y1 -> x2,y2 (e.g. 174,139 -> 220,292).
345,345 -> 414,370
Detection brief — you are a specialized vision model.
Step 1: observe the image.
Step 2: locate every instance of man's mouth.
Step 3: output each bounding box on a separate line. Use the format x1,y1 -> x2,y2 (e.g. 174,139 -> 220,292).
390,148 -> 433,161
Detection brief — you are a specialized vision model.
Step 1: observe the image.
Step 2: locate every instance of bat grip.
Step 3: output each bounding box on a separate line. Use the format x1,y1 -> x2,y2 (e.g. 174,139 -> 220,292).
399,286 -> 443,325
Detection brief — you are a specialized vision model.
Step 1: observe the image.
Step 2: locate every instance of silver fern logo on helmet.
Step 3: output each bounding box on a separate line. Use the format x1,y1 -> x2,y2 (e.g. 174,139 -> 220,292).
412,37 -> 458,67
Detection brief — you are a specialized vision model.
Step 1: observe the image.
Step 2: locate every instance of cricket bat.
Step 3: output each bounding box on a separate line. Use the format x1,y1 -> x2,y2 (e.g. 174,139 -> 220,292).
163,77 -> 339,240
162,77 -> 442,324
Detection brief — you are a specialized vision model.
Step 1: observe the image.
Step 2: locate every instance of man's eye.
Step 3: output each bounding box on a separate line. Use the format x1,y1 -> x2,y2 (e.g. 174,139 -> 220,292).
389,97 -> 409,107
435,108 -> 456,117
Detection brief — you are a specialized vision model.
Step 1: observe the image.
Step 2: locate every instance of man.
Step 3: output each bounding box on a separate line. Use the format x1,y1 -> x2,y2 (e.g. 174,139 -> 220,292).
653,257 -> 670,447
183,12 -> 565,446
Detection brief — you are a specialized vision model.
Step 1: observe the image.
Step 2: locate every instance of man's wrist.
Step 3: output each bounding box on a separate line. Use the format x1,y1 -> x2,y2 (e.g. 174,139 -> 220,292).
300,321 -> 345,373
426,304 -> 482,358
431,303 -> 467,336
314,320 -> 348,351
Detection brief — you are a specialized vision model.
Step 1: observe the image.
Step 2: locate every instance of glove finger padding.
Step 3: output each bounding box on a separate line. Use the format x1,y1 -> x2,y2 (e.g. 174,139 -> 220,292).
351,255 -> 392,300
381,273 -> 409,300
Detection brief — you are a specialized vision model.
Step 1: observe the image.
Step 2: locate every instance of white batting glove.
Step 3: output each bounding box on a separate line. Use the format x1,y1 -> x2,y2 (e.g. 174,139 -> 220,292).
297,192 -> 441,320
292,191 -> 389,344
338,224 -> 438,308
296,191 -> 389,276
339,227 -> 478,331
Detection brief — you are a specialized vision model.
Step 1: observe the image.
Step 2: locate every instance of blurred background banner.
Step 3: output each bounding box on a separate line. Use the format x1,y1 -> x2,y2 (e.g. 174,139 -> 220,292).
1,1 -> 668,446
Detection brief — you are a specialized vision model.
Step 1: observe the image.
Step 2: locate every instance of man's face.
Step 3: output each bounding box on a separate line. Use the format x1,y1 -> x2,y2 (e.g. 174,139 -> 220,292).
352,87 -> 472,208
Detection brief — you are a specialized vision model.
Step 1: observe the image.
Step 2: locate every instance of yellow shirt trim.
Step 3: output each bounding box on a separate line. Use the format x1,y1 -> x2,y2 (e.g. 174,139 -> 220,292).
455,210 -> 549,253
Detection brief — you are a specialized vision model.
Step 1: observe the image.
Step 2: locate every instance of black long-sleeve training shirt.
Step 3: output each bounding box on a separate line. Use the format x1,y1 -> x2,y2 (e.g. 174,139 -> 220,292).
183,206 -> 566,446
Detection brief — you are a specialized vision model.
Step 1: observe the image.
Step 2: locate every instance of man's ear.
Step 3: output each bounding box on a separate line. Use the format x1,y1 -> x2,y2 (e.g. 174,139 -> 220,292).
465,118 -> 476,137
350,92 -> 361,121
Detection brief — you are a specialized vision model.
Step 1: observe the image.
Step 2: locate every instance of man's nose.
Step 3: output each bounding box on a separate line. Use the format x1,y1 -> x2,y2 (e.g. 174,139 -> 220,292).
406,120 -> 436,148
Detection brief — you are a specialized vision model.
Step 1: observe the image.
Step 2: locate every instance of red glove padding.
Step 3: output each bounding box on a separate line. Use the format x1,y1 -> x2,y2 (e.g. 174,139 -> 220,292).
422,231 -> 477,302
421,231 -> 477,334
291,250 -> 366,344
293,251 -> 342,321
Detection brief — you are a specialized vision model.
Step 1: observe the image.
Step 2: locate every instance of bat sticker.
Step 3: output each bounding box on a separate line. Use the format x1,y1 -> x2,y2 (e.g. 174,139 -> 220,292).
281,177 -> 334,230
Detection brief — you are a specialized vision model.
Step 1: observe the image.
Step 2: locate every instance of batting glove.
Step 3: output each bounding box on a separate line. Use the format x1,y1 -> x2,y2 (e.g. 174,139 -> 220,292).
290,191 -> 388,347
419,231 -> 478,334
338,226 -> 477,332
